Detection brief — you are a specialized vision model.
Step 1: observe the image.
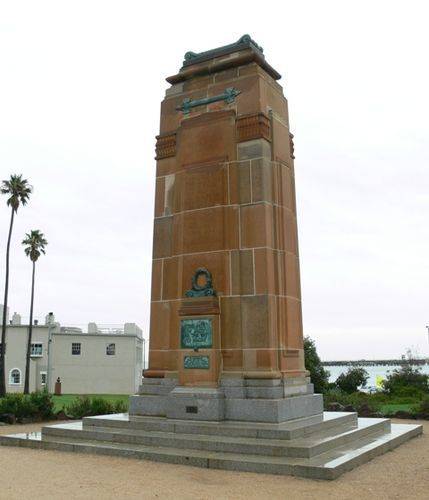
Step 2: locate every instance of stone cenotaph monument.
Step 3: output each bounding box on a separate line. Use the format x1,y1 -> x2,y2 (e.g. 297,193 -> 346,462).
0,36 -> 421,479
132,34 -> 319,422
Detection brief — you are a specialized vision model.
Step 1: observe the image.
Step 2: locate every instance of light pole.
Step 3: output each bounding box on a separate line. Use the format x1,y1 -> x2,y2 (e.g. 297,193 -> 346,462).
46,312 -> 54,393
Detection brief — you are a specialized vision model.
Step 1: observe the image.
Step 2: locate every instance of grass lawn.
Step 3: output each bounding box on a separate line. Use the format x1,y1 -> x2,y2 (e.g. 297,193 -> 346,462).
379,403 -> 414,414
52,394 -> 129,413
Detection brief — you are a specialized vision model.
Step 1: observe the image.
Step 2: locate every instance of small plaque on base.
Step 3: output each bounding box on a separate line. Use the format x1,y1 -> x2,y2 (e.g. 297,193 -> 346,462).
184,355 -> 210,369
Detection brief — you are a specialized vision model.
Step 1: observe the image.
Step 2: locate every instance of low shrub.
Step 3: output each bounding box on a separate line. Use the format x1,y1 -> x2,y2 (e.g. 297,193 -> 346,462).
323,388 -> 372,410
29,390 -> 55,419
384,384 -> 426,399
65,396 -> 128,419
115,400 -> 127,413
0,393 -> 36,419
372,392 -> 417,405
324,391 -> 379,416
0,391 -> 55,422
65,396 -> 92,419
412,397 -> 429,419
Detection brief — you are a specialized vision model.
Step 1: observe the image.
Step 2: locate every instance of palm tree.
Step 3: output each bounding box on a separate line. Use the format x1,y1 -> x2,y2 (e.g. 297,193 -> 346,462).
0,175 -> 32,396
22,230 -> 48,394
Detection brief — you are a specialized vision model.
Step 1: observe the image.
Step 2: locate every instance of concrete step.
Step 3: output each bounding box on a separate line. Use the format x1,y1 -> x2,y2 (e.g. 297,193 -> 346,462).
43,418 -> 390,458
0,423 -> 422,480
82,411 -> 358,440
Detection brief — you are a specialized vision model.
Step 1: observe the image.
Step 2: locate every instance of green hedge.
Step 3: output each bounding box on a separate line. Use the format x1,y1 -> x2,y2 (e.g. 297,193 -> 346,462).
64,395 -> 127,419
0,392 -> 128,423
0,391 -> 55,421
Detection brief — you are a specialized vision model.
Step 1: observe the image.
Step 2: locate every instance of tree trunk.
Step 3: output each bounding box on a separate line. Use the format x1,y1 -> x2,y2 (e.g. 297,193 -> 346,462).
0,208 -> 15,396
24,260 -> 36,394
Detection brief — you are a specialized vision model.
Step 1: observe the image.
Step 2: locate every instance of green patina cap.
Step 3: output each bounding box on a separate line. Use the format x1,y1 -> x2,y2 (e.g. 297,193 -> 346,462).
183,34 -> 264,67
167,34 -> 280,85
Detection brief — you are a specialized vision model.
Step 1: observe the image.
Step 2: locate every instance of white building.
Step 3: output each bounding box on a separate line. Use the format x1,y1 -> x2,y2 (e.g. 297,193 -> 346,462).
0,307 -> 144,395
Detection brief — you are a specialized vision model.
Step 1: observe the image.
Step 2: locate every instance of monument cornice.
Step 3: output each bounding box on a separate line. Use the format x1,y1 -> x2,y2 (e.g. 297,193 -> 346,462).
182,35 -> 264,67
166,49 -> 281,84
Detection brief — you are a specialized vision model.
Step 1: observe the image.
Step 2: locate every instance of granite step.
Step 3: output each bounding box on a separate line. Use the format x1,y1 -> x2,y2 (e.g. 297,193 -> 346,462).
0,423 -> 422,480
138,386 -> 170,396
82,411 -> 358,440
42,418 -> 390,458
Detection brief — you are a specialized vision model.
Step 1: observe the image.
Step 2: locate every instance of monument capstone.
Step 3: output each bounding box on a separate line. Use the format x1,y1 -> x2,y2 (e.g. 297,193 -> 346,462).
0,35 -> 422,479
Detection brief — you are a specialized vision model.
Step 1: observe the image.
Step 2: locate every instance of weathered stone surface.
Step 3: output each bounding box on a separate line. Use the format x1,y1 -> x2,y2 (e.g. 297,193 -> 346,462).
150,259 -> 162,301
237,138 -> 271,160
130,374 -> 321,423
167,387 -> 225,421
172,206 -> 239,255
240,202 -> 274,249
228,161 -> 251,204
174,162 -> 228,213
152,217 -> 172,258
129,395 -> 166,417
251,158 -> 274,203
230,249 -> 254,295
225,394 -> 323,423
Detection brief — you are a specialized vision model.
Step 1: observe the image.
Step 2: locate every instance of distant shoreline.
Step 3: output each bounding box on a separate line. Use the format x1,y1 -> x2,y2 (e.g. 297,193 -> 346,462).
322,359 -> 429,367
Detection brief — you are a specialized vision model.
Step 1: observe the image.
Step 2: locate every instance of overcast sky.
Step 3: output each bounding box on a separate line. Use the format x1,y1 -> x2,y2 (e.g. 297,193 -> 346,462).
0,1 -> 428,360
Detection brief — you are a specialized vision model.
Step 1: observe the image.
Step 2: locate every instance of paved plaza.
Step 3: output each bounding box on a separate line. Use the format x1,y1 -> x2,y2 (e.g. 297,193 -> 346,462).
0,419 -> 427,499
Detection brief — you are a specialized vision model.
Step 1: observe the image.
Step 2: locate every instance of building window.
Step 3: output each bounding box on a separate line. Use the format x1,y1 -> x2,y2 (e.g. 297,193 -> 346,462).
31,343 -> 43,357
106,343 -> 116,356
71,342 -> 81,355
9,368 -> 21,385
40,372 -> 47,385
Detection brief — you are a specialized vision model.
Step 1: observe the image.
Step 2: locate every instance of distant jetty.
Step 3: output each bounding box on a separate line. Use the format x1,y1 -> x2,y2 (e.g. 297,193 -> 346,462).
322,359 -> 429,367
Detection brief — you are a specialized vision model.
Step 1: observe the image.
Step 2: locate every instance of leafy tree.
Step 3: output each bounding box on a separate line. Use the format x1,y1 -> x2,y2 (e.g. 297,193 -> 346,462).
22,230 -> 48,394
0,175 -> 32,396
304,336 -> 330,394
335,367 -> 369,394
